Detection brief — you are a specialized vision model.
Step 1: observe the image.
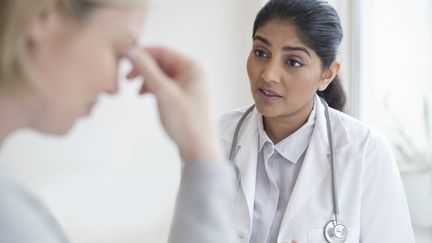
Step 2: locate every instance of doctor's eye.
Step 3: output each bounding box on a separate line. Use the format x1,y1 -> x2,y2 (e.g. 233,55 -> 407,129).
285,58 -> 304,68
253,48 -> 270,59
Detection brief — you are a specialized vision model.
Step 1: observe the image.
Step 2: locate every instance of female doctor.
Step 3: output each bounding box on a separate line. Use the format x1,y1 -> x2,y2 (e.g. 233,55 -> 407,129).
219,0 -> 415,242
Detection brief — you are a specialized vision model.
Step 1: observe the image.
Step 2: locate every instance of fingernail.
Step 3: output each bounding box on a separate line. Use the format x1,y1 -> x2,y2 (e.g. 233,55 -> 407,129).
126,48 -> 140,61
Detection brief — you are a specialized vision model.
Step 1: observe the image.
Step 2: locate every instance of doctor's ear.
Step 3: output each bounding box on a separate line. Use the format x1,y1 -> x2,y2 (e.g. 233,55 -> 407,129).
26,0 -> 64,47
318,60 -> 341,91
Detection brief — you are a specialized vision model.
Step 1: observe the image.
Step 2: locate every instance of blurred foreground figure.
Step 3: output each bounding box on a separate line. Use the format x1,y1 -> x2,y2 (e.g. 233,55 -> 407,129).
0,1 -> 236,242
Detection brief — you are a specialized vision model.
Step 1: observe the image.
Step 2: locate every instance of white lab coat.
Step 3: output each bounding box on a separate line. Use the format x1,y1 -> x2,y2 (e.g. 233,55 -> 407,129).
219,96 -> 415,243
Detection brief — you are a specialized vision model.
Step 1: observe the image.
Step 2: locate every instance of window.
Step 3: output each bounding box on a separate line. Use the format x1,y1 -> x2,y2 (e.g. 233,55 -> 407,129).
359,0 -> 432,167
360,0 -> 432,165
358,0 -> 432,240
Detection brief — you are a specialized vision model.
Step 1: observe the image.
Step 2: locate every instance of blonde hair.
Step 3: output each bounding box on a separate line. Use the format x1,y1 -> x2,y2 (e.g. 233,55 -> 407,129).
0,0 -> 147,90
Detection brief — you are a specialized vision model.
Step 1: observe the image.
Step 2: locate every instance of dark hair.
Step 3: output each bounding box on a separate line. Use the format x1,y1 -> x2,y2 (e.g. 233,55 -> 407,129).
253,0 -> 346,111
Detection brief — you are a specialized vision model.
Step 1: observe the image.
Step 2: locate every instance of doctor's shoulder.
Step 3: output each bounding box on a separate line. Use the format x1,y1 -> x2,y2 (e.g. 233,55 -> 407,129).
329,108 -> 397,164
218,105 -> 252,132
217,106 -> 253,158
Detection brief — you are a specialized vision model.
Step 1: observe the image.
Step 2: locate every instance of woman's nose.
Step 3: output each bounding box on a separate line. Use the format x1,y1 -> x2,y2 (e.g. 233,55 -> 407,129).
260,60 -> 282,83
104,78 -> 119,95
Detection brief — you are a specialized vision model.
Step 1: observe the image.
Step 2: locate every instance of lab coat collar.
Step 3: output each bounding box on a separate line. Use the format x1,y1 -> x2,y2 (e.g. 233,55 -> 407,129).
220,105 -> 260,147
314,94 -> 350,155
221,106 -> 261,232
255,106 -> 316,164
273,100 -> 317,163
220,95 -> 350,152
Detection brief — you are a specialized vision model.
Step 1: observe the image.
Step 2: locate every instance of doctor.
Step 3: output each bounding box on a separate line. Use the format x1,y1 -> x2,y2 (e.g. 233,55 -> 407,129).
219,0 -> 415,242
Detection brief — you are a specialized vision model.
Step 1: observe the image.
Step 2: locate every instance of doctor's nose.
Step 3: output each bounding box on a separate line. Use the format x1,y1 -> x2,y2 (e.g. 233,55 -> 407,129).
260,60 -> 282,83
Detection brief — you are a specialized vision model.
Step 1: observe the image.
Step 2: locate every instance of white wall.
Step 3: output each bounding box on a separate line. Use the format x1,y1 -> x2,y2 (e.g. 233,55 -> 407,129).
0,1 -> 262,243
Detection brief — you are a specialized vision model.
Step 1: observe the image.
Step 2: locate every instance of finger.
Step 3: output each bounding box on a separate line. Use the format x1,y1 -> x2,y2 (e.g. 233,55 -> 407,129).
139,83 -> 150,95
126,48 -> 171,95
126,69 -> 139,80
143,47 -> 193,79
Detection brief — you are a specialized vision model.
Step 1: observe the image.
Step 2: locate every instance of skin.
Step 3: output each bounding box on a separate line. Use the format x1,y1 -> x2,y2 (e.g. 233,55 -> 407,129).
24,5 -> 146,135
0,2 -> 222,162
247,20 -> 340,144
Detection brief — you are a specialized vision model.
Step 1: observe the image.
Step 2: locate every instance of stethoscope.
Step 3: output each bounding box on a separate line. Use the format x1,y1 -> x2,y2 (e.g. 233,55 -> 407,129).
228,97 -> 347,243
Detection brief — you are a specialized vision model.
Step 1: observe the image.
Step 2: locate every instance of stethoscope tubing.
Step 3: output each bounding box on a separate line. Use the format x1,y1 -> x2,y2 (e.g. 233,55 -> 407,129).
320,98 -> 340,221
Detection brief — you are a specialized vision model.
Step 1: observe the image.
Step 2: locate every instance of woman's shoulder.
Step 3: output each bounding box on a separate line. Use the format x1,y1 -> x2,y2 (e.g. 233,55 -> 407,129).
0,172 -> 22,196
0,172 -> 38,215
0,172 -> 69,242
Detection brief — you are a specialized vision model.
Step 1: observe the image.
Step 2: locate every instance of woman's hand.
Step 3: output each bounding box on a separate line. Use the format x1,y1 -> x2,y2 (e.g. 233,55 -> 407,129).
126,47 -> 222,163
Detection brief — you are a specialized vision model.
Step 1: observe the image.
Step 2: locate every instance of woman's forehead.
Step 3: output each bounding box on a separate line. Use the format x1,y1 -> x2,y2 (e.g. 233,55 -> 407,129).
84,7 -> 145,42
255,21 -> 305,46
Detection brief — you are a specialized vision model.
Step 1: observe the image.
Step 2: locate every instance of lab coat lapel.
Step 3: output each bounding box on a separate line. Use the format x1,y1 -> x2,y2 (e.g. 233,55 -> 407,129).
221,107 -> 261,232
280,118 -> 330,231
279,97 -> 350,236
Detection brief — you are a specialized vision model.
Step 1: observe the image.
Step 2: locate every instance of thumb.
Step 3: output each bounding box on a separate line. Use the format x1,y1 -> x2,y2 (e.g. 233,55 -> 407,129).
126,48 -> 172,95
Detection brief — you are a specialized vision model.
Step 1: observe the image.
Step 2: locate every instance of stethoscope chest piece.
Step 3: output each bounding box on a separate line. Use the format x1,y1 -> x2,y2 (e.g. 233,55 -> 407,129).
324,220 -> 347,243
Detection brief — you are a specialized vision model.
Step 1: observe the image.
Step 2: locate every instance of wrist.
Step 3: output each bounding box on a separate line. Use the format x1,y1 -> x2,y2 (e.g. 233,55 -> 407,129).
180,142 -> 223,163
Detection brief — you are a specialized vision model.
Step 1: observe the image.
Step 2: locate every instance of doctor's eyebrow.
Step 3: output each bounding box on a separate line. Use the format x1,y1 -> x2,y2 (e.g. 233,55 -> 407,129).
253,35 -> 311,57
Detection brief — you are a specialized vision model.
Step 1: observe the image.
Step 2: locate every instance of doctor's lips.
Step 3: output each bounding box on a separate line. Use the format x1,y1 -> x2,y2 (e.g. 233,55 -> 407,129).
258,88 -> 283,98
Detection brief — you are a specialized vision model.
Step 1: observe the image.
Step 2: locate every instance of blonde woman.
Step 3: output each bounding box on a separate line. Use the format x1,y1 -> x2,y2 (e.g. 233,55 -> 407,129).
0,1 -> 236,243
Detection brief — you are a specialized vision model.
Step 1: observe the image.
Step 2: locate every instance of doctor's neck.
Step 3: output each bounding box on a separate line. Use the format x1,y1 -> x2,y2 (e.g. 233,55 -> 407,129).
263,104 -> 313,144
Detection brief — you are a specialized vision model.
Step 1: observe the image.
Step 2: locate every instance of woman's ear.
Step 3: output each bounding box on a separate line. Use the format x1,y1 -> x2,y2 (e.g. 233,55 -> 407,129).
26,1 -> 62,47
318,60 -> 341,91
